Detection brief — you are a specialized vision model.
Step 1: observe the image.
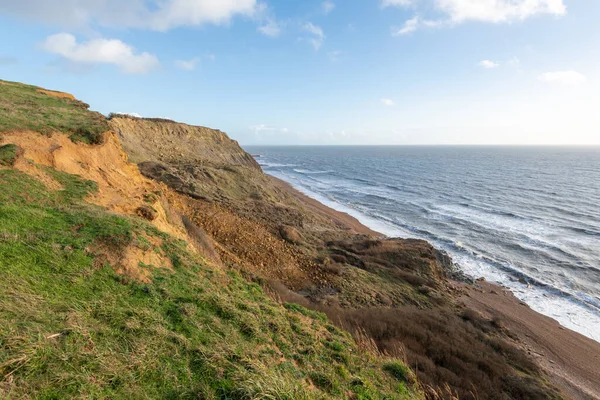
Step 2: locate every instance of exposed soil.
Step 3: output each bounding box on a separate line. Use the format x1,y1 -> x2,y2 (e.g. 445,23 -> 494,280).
0,131 -> 189,243
108,117 -> 260,168
269,176 -> 383,237
37,89 -> 76,101
7,119 -> 598,399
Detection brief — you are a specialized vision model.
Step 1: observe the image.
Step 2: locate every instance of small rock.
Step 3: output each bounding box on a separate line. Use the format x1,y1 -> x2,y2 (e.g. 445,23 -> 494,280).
136,205 -> 157,221
279,225 -> 303,245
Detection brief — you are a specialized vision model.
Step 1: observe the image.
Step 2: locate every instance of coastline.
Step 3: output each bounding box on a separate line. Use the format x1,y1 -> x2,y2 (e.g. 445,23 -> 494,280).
270,176 -> 383,237
269,174 -> 600,400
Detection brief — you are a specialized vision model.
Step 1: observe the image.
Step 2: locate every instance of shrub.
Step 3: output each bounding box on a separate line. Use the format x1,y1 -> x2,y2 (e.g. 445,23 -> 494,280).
313,305 -> 560,400
0,144 -> 22,166
383,361 -> 411,383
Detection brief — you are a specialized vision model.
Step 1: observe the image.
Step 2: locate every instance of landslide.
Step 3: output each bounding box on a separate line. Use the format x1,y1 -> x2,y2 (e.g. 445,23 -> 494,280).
0,80 -> 421,399
112,115 -> 565,400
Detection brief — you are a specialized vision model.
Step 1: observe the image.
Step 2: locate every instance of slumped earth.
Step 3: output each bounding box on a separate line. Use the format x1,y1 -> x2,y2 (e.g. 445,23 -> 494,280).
2,79 -> 597,399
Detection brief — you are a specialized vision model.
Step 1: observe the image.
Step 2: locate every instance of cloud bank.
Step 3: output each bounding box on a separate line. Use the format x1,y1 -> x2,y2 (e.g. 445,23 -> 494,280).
41,33 -> 159,74
538,70 -> 586,85
479,60 -> 499,69
0,0 -> 258,31
385,0 -> 567,34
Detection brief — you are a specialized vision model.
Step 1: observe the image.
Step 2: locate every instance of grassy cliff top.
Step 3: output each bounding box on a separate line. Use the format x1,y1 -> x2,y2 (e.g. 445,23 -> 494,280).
0,79 -> 108,144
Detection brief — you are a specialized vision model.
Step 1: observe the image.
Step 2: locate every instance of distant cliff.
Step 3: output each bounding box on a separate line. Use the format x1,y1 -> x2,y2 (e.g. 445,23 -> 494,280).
108,116 -> 260,169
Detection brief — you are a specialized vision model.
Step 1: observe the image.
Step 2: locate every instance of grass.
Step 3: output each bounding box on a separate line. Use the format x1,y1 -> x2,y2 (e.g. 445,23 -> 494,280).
0,80 -> 108,144
322,306 -> 562,400
0,167 -> 420,399
0,144 -> 20,166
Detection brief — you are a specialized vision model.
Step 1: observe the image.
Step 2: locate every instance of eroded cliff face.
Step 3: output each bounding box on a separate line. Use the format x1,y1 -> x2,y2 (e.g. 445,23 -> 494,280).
0,81 -> 567,400
108,116 -> 260,169
111,117 -> 566,400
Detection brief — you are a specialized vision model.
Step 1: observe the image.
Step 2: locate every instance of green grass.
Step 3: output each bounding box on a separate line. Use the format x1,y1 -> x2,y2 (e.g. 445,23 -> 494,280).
0,167 -> 420,399
0,80 -> 108,144
0,144 -> 19,166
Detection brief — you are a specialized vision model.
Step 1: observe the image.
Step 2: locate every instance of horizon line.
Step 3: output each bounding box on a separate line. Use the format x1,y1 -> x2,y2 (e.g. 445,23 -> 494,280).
241,143 -> 600,147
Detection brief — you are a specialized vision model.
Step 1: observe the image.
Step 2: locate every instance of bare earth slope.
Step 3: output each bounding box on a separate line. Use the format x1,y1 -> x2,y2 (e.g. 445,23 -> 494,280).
109,115 -> 259,168
1,81 -> 423,399
110,115 -> 582,399
2,80 -> 593,399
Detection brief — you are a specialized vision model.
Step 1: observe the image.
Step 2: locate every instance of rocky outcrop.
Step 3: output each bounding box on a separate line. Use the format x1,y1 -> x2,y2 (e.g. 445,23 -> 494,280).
108,116 -> 260,169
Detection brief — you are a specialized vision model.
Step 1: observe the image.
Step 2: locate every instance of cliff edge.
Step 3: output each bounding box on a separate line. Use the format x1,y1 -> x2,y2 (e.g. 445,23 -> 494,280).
3,79 -> 592,399
112,112 -> 569,399
109,115 -> 260,169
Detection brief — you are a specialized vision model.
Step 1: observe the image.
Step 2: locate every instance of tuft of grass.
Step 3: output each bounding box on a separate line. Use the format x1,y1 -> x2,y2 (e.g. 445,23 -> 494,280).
0,144 -> 20,166
0,80 -> 108,144
284,302 -> 328,323
0,167 -> 420,399
384,362 -> 412,383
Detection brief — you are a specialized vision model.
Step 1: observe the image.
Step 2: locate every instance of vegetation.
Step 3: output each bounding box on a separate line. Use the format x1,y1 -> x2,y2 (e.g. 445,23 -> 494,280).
0,80 -> 108,144
318,306 -> 562,400
107,112 -> 176,124
0,167 -> 419,399
0,79 -> 564,399
0,144 -> 20,166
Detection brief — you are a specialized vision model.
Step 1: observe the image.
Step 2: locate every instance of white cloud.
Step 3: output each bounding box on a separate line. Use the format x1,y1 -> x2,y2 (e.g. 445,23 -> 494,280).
392,16 -> 444,36
538,71 -> 586,85
175,57 -> 200,71
0,0 -> 258,31
388,0 -> 566,34
328,50 -> 342,62
41,33 -> 159,74
303,22 -> 325,50
115,112 -> 142,118
382,0 -> 415,7
381,98 -> 395,106
392,16 -> 420,35
479,59 -> 499,69
322,1 -> 335,14
250,124 -> 289,135
258,18 -> 282,37
175,54 -> 215,70
437,0 -> 566,23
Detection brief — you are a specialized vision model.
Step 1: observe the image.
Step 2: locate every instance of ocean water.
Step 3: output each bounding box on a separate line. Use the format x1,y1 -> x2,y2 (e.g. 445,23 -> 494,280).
244,145 -> 600,342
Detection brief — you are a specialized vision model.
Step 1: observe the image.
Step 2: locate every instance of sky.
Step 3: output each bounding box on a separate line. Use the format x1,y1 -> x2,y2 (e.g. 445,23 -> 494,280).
0,0 -> 599,145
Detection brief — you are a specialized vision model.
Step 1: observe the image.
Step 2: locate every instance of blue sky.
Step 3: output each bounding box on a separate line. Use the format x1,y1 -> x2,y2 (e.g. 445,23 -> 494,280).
0,0 -> 598,145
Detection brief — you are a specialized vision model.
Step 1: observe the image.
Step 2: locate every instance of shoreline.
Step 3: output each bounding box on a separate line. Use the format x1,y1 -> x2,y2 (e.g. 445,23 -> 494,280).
269,174 -> 600,400
270,176 -> 384,237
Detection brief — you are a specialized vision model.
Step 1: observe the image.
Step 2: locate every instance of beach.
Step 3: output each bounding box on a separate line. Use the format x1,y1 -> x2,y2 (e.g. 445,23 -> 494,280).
271,174 -> 600,400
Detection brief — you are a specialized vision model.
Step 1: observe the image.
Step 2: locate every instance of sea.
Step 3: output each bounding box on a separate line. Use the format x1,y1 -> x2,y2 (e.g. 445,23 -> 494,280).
244,145 -> 600,342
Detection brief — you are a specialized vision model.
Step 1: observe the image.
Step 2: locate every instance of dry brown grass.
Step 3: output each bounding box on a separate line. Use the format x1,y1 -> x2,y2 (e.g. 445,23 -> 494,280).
316,305 -> 561,400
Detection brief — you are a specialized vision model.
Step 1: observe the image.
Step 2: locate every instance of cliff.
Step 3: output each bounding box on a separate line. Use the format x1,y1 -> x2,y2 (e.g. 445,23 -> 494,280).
111,112 -> 566,399
108,115 -> 260,169
0,79 -> 422,399
0,79 -> 577,399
